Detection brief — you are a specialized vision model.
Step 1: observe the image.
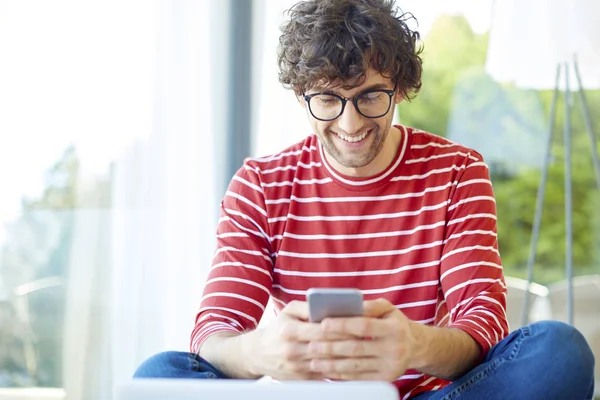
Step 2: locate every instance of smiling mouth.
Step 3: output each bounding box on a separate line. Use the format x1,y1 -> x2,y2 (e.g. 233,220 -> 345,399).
335,130 -> 370,143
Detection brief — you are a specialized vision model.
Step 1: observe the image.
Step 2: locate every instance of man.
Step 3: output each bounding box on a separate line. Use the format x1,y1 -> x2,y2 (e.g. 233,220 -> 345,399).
134,0 -> 595,398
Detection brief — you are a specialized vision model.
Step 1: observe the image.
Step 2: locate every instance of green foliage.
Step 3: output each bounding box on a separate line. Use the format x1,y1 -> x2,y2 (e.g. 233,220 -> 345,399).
399,15 -> 600,284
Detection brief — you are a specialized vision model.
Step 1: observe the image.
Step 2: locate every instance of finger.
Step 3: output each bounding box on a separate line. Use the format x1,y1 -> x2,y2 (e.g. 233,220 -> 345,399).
362,298 -> 396,318
310,357 -> 380,374
281,300 -> 310,321
321,316 -> 388,338
278,361 -> 327,381
280,341 -> 312,360
280,319 -> 352,342
308,339 -> 380,358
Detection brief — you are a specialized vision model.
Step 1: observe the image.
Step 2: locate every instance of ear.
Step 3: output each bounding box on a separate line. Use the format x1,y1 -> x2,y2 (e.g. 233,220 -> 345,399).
393,90 -> 404,105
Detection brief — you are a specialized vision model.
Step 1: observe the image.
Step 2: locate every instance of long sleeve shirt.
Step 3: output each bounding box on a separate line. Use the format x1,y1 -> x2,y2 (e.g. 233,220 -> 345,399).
191,125 -> 508,398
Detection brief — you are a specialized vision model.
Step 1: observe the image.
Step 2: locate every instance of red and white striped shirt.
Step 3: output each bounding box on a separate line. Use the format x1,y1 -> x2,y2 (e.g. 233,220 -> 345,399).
191,125 -> 508,399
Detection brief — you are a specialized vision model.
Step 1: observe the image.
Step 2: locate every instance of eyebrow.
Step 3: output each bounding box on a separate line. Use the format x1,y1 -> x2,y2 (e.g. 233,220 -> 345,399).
312,83 -> 391,96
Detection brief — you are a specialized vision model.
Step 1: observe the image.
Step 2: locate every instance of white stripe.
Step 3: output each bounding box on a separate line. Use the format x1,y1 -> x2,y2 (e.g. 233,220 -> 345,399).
320,125 -> 408,186
456,178 -> 492,189
217,232 -> 248,239
402,376 -> 438,400
405,151 -> 480,164
283,221 -> 445,241
414,316 -> 436,325
198,306 -> 258,326
219,216 -> 265,239
450,295 -> 479,319
466,161 -> 489,170
251,146 -> 317,163
201,292 -> 265,311
268,216 -> 288,223
445,278 -> 504,298
443,229 -> 497,244
198,321 -> 241,332
411,142 -> 457,149
469,314 -> 499,342
272,280 -> 438,296
191,325 -> 240,352
223,208 -> 270,241
205,277 -> 271,295
213,247 -> 272,263
455,320 -> 493,349
252,161 -> 323,175
262,177 -> 332,188
436,313 -> 449,327
194,326 -> 240,348
278,239 -> 444,259
435,298 -> 446,315
226,191 -> 267,217
447,213 -> 497,226
396,373 -> 424,381
269,200 -> 448,223
464,307 -> 507,338
396,298 -> 438,309
463,317 -> 492,340
391,164 -> 465,181
448,195 -> 496,212
197,313 -> 245,330
232,175 -> 263,194
213,242 -> 273,265
210,261 -> 271,277
265,182 -> 456,205
273,260 -> 439,277
441,245 -> 499,262
440,261 -> 503,282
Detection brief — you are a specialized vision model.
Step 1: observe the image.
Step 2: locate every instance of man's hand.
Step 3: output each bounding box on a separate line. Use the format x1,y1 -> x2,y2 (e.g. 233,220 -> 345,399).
243,300 -> 351,380
306,298 -> 416,381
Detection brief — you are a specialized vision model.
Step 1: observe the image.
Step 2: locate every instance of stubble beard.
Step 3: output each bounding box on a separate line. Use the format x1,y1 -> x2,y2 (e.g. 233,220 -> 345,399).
322,126 -> 388,169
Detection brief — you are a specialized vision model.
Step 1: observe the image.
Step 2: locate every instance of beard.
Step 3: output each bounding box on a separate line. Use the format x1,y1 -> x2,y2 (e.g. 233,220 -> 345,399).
320,126 -> 389,169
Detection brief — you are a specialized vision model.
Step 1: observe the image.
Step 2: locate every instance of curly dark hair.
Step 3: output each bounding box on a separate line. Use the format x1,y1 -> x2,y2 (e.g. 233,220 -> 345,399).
278,0 -> 423,100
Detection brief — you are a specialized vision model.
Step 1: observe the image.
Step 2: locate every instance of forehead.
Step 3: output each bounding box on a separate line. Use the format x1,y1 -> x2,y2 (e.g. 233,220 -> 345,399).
309,67 -> 393,95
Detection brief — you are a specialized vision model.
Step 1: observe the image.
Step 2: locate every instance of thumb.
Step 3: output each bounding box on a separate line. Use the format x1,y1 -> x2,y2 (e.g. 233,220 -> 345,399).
280,300 -> 310,321
363,298 -> 396,318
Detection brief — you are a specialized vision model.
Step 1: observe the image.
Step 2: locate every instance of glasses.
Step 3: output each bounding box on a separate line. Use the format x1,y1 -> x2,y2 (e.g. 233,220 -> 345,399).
302,88 -> 396,121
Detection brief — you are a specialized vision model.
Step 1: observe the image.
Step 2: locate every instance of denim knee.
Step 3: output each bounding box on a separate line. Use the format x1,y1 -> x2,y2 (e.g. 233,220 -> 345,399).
532,320 -> 595,380
133,351 -> 194,378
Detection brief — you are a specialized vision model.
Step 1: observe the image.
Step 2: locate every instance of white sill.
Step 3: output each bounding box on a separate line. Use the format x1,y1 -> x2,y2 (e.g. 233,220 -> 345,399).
0,388 -> 65,400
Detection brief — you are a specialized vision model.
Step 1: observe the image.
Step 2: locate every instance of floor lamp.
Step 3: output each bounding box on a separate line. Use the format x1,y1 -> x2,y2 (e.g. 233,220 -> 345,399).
521,56 -> 600,326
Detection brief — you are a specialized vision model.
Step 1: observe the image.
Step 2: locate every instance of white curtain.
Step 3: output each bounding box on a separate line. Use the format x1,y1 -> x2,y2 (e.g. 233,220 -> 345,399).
61,1 -> 223,399
251,0 -> 312,157
110,0 -> 220,388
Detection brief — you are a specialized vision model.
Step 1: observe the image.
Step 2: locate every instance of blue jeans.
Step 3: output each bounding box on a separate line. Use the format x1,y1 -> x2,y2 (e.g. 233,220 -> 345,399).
134,321 -> 596,399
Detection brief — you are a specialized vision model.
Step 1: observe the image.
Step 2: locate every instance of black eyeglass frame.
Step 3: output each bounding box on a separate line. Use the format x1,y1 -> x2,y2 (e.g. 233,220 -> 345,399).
302,87 -> 397,121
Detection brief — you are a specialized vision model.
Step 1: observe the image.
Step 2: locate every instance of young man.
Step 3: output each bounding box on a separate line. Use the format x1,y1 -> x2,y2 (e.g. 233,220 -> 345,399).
135,0 -> 595,398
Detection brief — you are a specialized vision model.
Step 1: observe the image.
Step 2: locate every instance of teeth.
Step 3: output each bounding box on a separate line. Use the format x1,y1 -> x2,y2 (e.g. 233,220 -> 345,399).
336,131 -> 368,142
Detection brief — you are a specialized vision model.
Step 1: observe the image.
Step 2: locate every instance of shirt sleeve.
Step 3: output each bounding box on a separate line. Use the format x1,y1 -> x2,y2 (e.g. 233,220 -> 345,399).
190,163 -> 273,354
440,151 -> 509,358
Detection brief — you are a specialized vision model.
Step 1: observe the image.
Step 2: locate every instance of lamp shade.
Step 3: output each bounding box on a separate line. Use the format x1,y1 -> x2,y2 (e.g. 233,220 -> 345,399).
485,0 -> 600,89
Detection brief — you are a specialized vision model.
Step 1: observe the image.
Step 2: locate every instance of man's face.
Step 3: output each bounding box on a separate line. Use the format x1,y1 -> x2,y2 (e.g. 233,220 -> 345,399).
301,67 -> 403,177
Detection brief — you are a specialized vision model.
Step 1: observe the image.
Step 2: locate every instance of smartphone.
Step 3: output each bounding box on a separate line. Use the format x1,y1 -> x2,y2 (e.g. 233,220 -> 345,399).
306,288 -> 364,323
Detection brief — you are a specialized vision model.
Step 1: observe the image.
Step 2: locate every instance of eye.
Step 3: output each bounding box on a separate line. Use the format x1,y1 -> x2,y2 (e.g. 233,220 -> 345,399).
359,92 -> 383,103
313,95 -> 339,106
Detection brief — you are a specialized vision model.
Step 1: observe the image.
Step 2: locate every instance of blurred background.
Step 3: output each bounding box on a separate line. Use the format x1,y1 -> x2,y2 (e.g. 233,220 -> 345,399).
0,0 -> 598,399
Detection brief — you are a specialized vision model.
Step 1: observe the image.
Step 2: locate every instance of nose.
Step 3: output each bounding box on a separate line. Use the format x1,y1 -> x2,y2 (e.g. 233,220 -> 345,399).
336,100 -> 366,135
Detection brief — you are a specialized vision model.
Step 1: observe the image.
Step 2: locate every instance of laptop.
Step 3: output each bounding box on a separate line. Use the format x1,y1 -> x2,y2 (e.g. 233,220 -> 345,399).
116,379 -> 399,400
